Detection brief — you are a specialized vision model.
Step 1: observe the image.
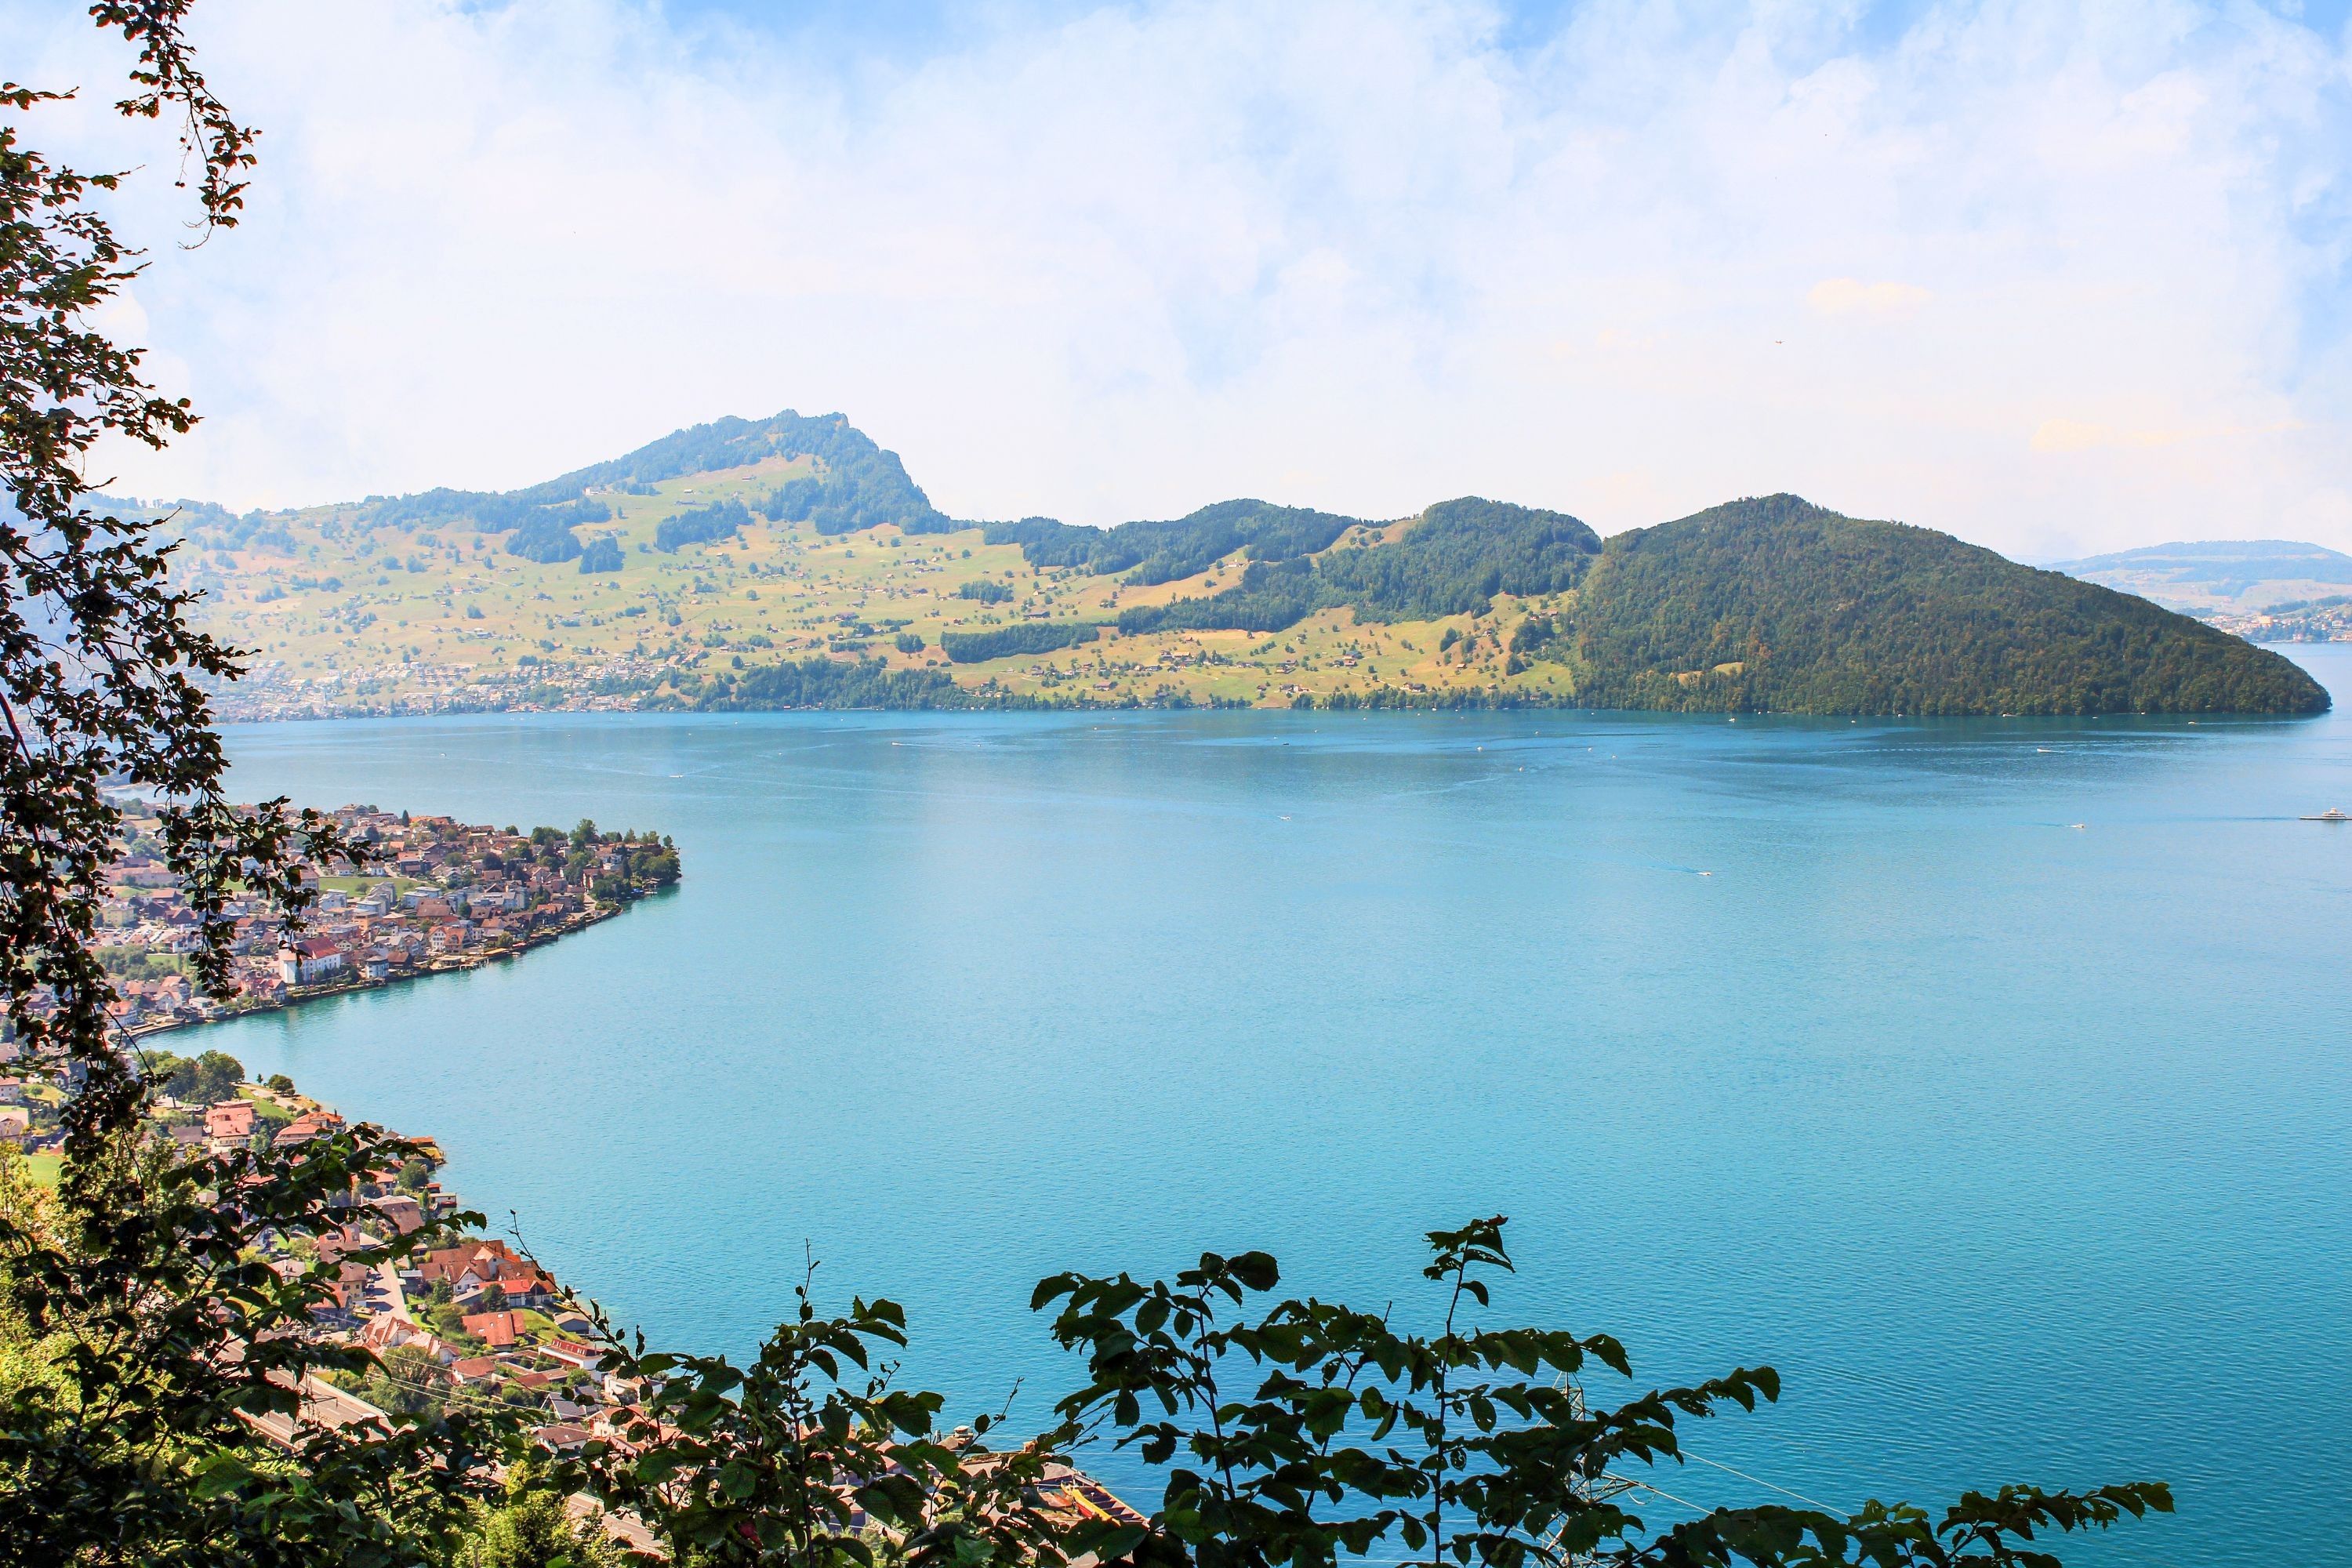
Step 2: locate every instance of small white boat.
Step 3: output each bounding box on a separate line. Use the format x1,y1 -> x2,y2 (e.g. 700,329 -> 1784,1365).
2301,808 -> 2350,822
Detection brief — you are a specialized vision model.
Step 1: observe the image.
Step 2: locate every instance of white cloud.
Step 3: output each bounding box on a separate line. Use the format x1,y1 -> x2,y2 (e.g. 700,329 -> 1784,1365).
2027,416 -> 2306,452
1808,278 -> 1933,317
6,0 -> 2349,557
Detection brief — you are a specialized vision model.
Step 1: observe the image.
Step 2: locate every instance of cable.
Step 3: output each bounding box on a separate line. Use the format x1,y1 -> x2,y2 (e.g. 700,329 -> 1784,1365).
1675,1448 -> 1843,1512
1736,1421 -> 1859,1469
1621,1479 -> 1710,1515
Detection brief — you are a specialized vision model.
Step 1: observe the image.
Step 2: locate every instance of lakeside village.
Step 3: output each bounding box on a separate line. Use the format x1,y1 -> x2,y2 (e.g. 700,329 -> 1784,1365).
94,804 -> 680,1040
0,806 -> 1145,1548
0,804 -> 677,1151
0,1057 -> 1144,1553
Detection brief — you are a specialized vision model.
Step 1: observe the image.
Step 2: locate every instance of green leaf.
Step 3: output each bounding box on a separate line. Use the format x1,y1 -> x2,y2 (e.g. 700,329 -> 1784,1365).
1228,1250 -> 1281,1292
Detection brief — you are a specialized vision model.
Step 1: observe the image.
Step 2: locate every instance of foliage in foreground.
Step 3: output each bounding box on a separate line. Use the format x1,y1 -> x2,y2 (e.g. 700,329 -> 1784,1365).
0,1153 -> 2177,1568
0,1127 -> 511,1566
1035,1218 -> 2168,1568
2,7 -> 503,1559
540,1216 -> 2169,1568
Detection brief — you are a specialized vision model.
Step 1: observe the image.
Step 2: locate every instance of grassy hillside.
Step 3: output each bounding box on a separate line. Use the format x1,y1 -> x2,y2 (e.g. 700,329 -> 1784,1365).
164,413 -> 2325,718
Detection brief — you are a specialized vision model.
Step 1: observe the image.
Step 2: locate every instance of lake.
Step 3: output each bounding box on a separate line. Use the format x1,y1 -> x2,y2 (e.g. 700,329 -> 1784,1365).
206,646 -> 2352,1567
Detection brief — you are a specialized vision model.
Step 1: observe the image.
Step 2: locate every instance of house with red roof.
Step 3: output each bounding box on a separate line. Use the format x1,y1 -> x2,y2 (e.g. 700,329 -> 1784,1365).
461,1310 -> 522,1348
205,1099 -> 257,1142
274,1109 -> 347,1148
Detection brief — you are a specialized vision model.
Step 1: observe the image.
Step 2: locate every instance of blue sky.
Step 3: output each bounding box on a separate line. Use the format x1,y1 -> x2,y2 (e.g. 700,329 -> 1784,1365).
666,0 -> 2352,56
9,0 -> 2351,556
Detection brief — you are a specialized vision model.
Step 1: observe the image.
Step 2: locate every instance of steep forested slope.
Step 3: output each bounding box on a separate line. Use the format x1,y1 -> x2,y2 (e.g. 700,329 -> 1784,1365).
1555,495 -> 2327,714
1119,498 -> 1601,633
985,500 -> 1363,584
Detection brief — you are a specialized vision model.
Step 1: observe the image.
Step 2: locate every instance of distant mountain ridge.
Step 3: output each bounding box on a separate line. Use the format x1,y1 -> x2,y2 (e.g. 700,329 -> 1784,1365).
170,411 -> 2328,717
2049,539 -> 2352,613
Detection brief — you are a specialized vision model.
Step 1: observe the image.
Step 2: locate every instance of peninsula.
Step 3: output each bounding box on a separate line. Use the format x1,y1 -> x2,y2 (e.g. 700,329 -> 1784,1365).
85,805 -> 679,1038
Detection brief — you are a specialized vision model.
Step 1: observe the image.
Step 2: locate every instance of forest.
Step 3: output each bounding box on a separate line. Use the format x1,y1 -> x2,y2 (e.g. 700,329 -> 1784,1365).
753,426 -> 951,536
1549,495 -> 2331,715
940,622 -> 1104,662
985,499 -> 1362,583
689,655 -> 974,709
655,499 -> 753,552
1117,498 -> 1601,633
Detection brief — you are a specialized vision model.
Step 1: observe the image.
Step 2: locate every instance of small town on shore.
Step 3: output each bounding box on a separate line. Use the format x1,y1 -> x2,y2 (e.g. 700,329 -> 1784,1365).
0,1059 -> 1141,1554
0,800 -> 1142,1552
0,1052 -> 1145,1552
91,803 -> 681,1037
2,804 -> 677,1159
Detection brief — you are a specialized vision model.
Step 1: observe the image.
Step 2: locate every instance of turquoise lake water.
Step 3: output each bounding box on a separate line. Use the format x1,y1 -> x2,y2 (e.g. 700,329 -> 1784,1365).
207,646 -> 2352,1568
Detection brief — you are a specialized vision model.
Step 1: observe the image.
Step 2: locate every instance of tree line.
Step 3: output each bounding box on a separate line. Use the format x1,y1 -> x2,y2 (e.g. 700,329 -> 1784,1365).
940,623 -> 1102,662
985,499 -> 1360,586
1116,499 -> 1599,637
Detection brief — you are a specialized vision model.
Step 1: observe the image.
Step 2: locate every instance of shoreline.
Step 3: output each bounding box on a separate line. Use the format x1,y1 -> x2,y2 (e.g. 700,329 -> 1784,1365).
128,893 -> 659,1042
212,640 -> 2347,727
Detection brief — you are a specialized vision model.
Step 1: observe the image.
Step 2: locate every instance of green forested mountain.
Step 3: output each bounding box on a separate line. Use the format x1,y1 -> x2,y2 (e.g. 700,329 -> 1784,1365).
176,412 -> 2327,718
1551,495 -> 2326,714
1118,498 -> 1602,633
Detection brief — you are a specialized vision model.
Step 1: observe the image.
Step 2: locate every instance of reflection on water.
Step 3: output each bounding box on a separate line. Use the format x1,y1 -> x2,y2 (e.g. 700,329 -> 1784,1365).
208,646 -> 2352,1568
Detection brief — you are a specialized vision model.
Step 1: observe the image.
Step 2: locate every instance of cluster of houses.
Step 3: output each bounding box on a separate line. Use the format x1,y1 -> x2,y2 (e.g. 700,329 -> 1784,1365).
209,652 -> 695,723
345,1230 -> 615,1428
163,1083 -> 614,1443
177,1076 -> 1145,1553
88,804 -> 674,1033
0,1041 -> 42,1146
135,1091 -> 358,1163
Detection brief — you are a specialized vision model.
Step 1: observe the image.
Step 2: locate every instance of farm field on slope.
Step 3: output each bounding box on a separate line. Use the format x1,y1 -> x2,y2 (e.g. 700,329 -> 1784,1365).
186,457 -> 1547,716
171,409 -> 2320,718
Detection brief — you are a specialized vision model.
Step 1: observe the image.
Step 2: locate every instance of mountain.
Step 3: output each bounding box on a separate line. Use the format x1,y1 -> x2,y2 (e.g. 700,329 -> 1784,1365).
356,411 -> 949,561
168,412 -> 2326,718
89,492 -> 245,535
1551,495 -> 2325,715
2047,539 -> 2352,614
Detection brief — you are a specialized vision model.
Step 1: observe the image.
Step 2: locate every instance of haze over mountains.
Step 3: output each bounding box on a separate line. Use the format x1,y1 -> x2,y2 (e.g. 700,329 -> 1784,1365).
2047,540 -> 2352,615
162,411 -> 2326,719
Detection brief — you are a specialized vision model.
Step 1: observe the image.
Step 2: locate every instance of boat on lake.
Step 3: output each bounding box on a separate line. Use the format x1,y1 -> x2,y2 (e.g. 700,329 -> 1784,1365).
2301,808 -> 2350,822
